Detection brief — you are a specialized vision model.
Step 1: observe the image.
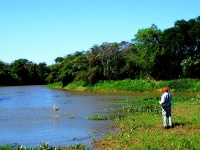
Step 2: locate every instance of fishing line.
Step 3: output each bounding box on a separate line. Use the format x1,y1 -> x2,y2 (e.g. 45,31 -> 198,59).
146,73 -> 161,89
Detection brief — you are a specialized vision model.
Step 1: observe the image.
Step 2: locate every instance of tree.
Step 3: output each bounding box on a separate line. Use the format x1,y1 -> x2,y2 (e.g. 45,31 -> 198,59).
54,57 -> 64,64
0,61 -> 12,85
45,63 -> 61,84
120,45 -> 141,79
160,16 -> 200,79
10,59 -> 30,85
132,24 -> 163,78
36,62 -> 50,84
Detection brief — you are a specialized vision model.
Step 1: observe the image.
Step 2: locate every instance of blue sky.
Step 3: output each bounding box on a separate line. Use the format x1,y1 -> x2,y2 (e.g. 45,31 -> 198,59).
1,0 -> 200,65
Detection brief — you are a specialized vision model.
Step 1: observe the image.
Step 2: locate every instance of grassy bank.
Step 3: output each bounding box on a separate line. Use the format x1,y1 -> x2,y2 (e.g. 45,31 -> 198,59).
51,78 -> 200,92
93,96 -> 200,150
45,82 -> 63,89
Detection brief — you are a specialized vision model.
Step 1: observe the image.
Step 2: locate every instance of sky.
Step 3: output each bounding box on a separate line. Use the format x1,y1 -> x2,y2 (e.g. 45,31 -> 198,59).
0,0 -> 200,65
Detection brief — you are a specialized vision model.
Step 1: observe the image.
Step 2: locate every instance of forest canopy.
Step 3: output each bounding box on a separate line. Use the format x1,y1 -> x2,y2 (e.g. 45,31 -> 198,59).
0,16 -> 200,86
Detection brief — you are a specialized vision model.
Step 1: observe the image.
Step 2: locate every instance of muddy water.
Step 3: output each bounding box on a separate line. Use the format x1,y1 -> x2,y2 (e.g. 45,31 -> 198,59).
0,85 -> 195,149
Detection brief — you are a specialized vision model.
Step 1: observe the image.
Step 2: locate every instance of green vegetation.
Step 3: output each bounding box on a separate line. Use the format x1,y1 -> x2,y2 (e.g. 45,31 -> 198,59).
45,82 -> 63,88
93,96 -> 200,150
0,142 -> 89,150
1,16 -> 200,86
64,80 -> 87,91
86,115 -> 109,120
61,78 -> 200,92
45,16 -> 200,86
0,59 -> 50,86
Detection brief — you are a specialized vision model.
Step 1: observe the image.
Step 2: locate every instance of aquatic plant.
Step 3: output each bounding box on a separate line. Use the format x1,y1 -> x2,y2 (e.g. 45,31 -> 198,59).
0,142 -> 89,150
86,115 -> 109,120
119,105 -> 160,114
39,142 -> 49,150
63,144 -> 89,150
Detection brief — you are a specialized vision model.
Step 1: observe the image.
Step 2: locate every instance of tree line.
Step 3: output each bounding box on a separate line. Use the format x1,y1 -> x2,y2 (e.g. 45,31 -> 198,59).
0,59 -> 49,86
0,16 -> 200,86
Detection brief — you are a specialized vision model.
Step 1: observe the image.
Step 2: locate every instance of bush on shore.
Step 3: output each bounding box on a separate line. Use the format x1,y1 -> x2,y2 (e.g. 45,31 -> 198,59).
55,78 -> 200,92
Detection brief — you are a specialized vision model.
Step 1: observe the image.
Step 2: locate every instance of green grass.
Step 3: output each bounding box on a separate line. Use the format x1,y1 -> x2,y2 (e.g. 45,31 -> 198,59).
93,96 -> 200,150
54,78 -> 200,92
92,79 -> 158,92
63,80 -> 88,91
45,82 -> 63,88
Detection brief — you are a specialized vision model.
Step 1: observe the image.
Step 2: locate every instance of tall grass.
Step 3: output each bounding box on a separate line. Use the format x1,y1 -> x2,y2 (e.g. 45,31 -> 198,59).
93,79 -> 157,92
59,78 -> 200,92
159,78 -> 200,92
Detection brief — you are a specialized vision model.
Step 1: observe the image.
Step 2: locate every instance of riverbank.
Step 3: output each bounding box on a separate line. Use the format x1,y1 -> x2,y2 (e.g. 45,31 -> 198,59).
46,78 -> 200,92
92,96 -> 200,150
45,79 -> 200,149
1,79 -> 200,150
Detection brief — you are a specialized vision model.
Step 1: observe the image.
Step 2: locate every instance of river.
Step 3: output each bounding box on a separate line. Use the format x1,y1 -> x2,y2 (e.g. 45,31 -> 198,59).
0,85 -> 195,149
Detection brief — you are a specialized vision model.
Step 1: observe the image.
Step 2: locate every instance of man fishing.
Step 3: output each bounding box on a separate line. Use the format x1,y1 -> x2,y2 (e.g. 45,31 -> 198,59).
159,87 -> 173,129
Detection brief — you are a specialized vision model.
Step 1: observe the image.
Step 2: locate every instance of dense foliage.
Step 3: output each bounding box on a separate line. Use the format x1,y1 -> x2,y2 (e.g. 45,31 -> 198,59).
0,16 -> 200,86
0,59 -> 50,86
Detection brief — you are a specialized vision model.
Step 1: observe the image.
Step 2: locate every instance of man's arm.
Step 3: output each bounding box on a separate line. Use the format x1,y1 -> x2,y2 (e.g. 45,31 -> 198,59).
159,94 -> 165,104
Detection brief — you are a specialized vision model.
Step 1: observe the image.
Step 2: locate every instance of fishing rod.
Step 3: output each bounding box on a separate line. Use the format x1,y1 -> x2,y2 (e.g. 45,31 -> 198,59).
146,73 -> 161,89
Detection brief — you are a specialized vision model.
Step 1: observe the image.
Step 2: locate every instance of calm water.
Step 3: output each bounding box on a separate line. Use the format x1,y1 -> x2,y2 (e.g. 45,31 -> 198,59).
0,86 -> 194,149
